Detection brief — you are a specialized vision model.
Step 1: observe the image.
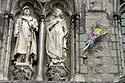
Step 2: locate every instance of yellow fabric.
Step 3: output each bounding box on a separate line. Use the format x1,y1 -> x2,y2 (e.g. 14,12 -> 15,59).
83,51 -> 88,58
95,28 -> 102,34
104,31 -> 108,35
83,44 -> 90,51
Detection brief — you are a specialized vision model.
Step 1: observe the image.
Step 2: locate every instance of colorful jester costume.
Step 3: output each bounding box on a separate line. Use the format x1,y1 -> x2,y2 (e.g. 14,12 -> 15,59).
83,28 -> 108,59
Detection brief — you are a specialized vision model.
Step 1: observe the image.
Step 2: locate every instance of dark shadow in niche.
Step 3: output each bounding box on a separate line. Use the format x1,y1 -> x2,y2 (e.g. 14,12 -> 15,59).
0,14 -> 4,40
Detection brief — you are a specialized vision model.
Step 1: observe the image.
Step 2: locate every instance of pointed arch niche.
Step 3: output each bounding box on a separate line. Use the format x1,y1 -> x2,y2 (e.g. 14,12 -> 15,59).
118,1 -> 125,79
7,0 -> 43,80
3,0 -> 76,81
43,0 -> 75,81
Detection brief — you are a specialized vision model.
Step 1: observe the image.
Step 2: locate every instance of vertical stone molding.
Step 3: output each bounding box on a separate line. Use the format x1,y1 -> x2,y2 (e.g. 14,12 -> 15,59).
35,15 -> 45,81
70,15 -> 76,81
3,12 -> 14,80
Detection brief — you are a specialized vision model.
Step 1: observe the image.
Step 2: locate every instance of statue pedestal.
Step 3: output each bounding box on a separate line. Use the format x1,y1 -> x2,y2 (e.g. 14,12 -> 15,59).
46,63 -> 68,81
13,63 -> 34,80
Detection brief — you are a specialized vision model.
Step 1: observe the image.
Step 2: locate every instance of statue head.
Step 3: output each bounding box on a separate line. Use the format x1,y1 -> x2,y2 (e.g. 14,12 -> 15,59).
23,6 -> 30,15
53,8 -> 63,17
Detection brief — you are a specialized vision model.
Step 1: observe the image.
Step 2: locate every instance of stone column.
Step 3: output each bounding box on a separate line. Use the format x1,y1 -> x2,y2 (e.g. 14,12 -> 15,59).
36,15 -> 45,81
74,14 -> 85,81
113,13 -> 125,82
70,15 -> 75,81
113,13 -> 120,75
70,14 -> 81,81
117,14 -> 125,75
0,12 -> 9,80
74,14 -> 80,75
1,12 -> 13,80
0,14 -> 4,80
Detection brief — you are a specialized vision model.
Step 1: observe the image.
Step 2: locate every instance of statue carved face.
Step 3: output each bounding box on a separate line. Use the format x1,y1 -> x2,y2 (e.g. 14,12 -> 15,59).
23,6 -> 30,15
53,8 -> 62,17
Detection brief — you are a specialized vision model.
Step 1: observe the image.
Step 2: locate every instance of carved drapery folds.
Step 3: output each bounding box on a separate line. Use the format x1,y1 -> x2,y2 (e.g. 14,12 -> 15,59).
46,8 -> 68,81
10,0 -> 42,79
45,0 -> 72,80
12,5 -> 38,80
13,6 -> 38,65
8,0 -> 73,81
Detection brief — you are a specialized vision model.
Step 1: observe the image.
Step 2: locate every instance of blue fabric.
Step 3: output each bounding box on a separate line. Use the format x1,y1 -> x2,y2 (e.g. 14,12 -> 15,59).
85,33 -> 105,48
86,40 -> 94,48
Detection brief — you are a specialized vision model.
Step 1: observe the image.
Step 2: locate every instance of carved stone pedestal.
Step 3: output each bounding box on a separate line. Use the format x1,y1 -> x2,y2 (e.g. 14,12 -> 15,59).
12,63 -> 34,80
46,63 -> 68,81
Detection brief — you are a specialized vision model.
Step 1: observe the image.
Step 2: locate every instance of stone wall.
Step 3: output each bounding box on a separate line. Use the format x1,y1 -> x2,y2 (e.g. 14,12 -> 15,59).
0,0 -> 124,82
74,0 -> 125,82
0,0 -> 8,80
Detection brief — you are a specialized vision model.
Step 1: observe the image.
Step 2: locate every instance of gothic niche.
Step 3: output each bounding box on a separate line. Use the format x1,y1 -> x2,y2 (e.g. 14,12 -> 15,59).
45,3 -> 71,81
10,4 -> 39,80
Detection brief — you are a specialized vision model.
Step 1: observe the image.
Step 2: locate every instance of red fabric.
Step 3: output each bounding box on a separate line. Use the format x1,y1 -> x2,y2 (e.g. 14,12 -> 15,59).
91,35 -> 97,40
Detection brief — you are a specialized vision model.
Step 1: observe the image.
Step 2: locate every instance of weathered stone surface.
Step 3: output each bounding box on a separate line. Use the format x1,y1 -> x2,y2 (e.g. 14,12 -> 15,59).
112,42 -> 117,49
79,49 -> 83,57
73,74 -> 85,81
76,33 -> 79,41
111,50 -> 117,57
0,0 -> 124,82
46,64 -> 68,81
12,81 -> 31,83
79,58 -> 84,65
100,19 -> 109,26
94,58 -> 102,65
86,28 -> 93,35
106,26 -> 113,35
12,63 -> 34,80
87,60 -> 97,74
102,65 -> 110,73
102,57 -> 113,65
106,3 -> 113,15
86,19 -> 95,28
80,34 -> 88,42
80,65 -> 88,74
101,74 -> 115,82
111,35 -> 116,41
85,74 -> 102,82
110,65 -> 118,73
0,74 -> 3,80
95,64 -> 103,73
112,56 -> 118,65
80,42 -> 85,49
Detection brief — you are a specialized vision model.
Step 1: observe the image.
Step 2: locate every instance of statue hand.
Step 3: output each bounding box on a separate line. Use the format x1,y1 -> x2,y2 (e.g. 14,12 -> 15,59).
14,34 -> 18,38
33,27 -> 37,32
30,27 -> 36,32
56,21 -> 59,24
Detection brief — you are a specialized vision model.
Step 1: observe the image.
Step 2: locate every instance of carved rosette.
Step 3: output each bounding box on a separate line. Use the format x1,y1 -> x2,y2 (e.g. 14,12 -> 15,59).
12,63 -> 34,80
46,63 -> 68,81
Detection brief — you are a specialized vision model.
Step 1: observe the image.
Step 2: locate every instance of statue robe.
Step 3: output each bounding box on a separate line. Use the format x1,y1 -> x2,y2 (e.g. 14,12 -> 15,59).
13,15 -> 38,60
46,18 -> 68,63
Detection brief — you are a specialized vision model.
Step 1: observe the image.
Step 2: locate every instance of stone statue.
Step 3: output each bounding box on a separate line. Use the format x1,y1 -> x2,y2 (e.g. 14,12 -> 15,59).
46,8 -> 68,65
13,6 -> 38,64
